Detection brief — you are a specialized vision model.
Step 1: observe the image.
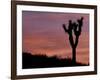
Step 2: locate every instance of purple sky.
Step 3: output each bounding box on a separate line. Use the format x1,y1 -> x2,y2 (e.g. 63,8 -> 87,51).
22,11 -> 89,64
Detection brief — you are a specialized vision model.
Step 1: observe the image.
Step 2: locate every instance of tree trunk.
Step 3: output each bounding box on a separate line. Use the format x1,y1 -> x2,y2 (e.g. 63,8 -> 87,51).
72,47 -> 76,64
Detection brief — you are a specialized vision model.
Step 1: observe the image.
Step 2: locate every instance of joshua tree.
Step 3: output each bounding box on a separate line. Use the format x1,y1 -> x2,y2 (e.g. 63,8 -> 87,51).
62,17 -> 83,64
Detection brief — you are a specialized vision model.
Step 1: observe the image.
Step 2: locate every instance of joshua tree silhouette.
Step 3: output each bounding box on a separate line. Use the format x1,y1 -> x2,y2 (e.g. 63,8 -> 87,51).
62,17 -> 83,64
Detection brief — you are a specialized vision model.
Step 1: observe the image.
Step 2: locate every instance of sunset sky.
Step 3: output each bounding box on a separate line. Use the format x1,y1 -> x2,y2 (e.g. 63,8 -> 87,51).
22,11 -> 89,64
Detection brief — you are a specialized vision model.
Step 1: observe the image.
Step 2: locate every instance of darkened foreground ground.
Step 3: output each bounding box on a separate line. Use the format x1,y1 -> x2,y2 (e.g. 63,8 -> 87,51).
22,52 -> 88,69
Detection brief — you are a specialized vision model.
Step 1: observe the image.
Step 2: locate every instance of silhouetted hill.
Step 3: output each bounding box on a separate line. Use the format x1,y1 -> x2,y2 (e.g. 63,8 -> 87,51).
22,52 -> 88,69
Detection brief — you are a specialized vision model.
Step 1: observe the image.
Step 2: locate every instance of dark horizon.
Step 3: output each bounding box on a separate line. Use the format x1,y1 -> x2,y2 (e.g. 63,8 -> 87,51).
22,52 -> 89,69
